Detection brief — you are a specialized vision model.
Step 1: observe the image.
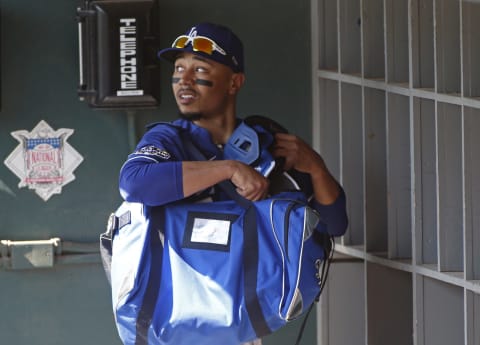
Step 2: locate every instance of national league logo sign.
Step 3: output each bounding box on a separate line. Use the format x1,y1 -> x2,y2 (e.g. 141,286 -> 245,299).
4,120 -> 84,201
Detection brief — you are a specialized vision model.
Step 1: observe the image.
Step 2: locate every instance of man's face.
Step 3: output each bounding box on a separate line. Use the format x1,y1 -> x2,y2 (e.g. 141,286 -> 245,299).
172,52 -> 239,119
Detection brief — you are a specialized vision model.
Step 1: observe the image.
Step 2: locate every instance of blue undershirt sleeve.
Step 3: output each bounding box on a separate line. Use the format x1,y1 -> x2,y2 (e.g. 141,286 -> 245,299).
310,188 -> 348,237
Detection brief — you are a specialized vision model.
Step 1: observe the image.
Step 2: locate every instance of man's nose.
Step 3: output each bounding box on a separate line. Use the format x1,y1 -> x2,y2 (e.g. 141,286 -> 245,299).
179,68 -> 195,85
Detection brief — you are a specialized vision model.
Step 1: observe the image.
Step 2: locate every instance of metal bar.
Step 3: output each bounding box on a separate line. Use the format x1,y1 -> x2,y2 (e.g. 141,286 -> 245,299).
0,238 -> 100,270
60,240 -> 99,254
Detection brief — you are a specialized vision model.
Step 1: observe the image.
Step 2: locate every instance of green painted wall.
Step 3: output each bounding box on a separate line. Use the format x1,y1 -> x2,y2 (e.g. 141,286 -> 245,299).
0,0 -> 315,344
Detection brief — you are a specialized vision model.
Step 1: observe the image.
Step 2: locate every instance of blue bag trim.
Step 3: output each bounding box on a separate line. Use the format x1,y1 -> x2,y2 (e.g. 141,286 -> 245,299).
134,207 -> 165,345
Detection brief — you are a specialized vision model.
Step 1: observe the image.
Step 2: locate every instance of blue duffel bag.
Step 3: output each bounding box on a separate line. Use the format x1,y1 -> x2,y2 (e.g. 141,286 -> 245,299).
101,186 -> 332,345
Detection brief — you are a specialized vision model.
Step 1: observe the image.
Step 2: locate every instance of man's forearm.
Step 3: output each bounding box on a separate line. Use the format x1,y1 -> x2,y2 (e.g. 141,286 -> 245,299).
310,166 -> 341,205
181,160 -> 236,197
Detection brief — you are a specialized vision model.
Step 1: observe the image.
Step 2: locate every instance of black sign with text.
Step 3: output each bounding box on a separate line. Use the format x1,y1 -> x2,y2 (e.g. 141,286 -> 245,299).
77,0 -> 160,109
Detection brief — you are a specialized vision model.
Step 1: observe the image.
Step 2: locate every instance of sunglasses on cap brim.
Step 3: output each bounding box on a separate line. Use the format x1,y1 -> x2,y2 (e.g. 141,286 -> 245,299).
171,35 -> 227,56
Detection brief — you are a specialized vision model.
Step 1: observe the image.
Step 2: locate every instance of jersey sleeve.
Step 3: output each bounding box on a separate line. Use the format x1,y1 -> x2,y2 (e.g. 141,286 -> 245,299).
310,187 -> 348,237
118,125 -> 185,206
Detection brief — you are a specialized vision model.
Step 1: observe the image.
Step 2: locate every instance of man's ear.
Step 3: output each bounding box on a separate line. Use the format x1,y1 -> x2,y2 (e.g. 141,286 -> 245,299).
229,73 -> 245,95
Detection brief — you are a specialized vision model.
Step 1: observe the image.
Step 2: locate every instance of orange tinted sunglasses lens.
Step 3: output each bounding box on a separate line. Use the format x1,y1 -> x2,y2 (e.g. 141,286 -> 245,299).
173,36 -> 189,48
192,37 -> 214,54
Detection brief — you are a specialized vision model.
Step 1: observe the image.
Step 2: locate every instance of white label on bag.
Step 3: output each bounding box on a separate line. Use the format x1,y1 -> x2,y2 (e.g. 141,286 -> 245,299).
191,218 -> 231,245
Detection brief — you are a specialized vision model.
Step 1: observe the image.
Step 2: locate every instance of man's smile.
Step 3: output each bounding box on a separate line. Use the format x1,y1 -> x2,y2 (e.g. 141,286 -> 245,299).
177,88 -> 198,104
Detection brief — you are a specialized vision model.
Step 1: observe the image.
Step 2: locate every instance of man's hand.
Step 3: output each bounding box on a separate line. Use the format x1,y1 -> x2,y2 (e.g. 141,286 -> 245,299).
272,132 -> 340,205
272,133 -> 325,173
230,161 -> 269,201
